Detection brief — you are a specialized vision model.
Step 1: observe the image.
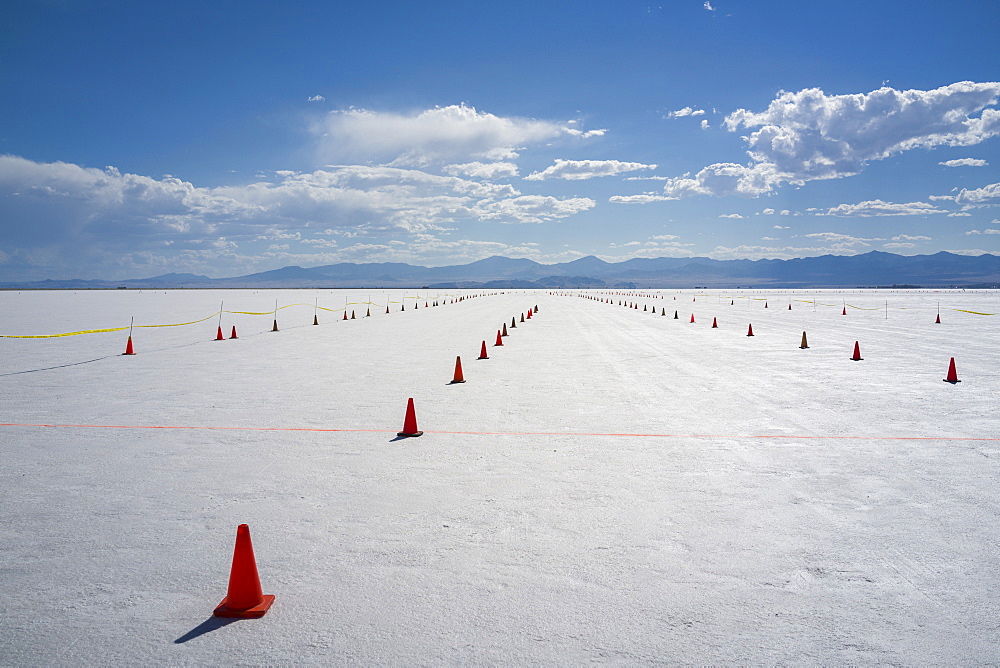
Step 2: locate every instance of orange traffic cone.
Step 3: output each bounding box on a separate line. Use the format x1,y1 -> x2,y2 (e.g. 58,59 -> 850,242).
271,319 -> 279,332
644,305 -> 648,312
711,317 -> 718,328
450,356 -> 466,384
520,313 -> 525,322
495,330 -> 504,346
799,331 -> 809,349
765,302 -> 768,308
690,313 -> 695,323
501,323 -> 508,337
343,311 -> 348,320
478,341 -> 489,360
674,310 -> 678,319
386,306 -> 390,314
397,398 -> 423,437
214,524 -> 275,618
842,307 -> 847,316
511,317 -> 516,329
527,308 -> 533,318
661,308 -> 666,316
935,313 -> 941,324
313,314 -> 319,325
747,324 -> 754,337
351,310 -> 356,319
850,341 -> 863,361
123,336 -> 136,355
366,308 -> 370,317
230,326 -> 238,339
943,357 -> 960,383
788,304 -> 792,310
216,326 -> 225,341
534,305 -> 538,312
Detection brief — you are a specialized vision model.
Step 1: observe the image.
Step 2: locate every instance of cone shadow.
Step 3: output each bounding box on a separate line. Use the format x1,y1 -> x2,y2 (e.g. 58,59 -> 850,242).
174,616 -> 240,643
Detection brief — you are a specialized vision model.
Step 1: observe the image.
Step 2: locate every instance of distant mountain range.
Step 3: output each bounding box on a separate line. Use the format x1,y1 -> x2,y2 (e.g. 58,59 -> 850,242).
3,251 -> 1000,289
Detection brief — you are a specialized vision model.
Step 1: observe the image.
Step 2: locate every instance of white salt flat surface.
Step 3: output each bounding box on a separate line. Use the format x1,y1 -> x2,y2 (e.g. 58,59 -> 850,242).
1,288 -> 998,665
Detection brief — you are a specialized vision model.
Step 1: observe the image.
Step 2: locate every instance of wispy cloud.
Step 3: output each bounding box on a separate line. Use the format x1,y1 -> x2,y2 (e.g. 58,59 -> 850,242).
822,199 -> 945,217
307,95 -> 325,102
608,193 -> 678,204
315,104 -> 599,167
526,159 -> 657,181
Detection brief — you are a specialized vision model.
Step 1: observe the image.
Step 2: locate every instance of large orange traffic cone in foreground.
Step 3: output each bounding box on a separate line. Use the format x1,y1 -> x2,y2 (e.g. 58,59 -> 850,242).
495,330 -> 504,346
214,524 -> 275,618
123,336 -> 136,355
527,309 -> 533,318
230,326 -> 238,339
747,324 -> 754,337
397,398 -> 423,437
478,341 -> 489,360
216,326 -> 225,341
850,341 -> 863,361
450,356 -> 466,384
690,313 -> 695,323
944,357 -> 960,383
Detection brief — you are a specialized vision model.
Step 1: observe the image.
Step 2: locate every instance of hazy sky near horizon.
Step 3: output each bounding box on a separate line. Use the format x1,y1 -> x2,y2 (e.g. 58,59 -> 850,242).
1,0 -> 999,280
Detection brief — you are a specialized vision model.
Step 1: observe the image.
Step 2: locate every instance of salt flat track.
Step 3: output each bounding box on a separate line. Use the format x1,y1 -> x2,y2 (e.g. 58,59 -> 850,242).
1,289 -> 998,665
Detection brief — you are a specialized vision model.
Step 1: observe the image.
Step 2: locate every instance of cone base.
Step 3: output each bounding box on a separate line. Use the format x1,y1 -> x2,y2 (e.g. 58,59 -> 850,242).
943,379 -> 961,384
448,380 -> 467,384
850,357 -> 864,361
122,352 -> 136,355
396,431 -> 424,437
214,594 -> 275,619
799,346 -> 809,349
478,356 -> 489,360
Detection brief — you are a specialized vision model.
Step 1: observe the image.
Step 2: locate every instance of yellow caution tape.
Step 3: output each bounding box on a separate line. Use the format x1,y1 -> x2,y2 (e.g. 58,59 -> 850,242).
0,326 -> 130,339
954,309 -> 997,315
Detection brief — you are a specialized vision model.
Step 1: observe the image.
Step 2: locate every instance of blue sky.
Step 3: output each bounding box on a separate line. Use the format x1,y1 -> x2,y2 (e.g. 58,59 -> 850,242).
1,0 -> 999,280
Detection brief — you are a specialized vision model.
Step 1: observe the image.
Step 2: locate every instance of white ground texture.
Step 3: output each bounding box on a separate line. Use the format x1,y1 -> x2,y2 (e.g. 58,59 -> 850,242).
1,287 -> 998,665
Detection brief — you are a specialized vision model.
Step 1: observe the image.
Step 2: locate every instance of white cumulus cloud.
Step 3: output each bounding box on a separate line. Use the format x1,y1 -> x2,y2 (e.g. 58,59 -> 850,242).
666,106 -> 706,118
955,181 -> 1000,205
307,95 -> 325,102
442,161 -> 519,180
526,159 -> 657,181
939,158 -> 988,167
966,228 -> 1000,234
663,82 -> 1000,198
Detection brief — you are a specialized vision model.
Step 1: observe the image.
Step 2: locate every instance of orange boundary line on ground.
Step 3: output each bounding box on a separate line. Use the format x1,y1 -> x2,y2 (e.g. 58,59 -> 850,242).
0,423 -> 997,442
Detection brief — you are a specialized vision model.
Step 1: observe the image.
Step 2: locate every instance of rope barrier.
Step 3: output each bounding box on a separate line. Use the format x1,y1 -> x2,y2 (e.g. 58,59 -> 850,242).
1,422 -> 997,442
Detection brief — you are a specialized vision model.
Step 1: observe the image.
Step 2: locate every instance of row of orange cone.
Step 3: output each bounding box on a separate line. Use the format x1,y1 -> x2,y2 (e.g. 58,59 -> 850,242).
120,293 -> 506,355
578,294 -> 964,383
398,306 -> 539,438
214,300 -> 532,619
